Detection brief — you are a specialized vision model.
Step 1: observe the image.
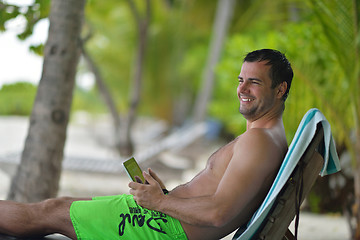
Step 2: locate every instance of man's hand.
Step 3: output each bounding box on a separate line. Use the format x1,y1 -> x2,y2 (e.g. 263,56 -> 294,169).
148,168 -> 166,189
129,169 -> 166,210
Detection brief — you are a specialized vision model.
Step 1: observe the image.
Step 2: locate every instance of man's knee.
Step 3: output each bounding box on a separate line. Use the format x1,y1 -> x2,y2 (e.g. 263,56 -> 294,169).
39,197 -> 73,213
29,197 -> 75,235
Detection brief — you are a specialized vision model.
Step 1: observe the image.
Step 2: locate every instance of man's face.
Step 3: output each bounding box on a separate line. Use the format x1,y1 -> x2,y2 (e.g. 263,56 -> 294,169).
237,61 -> 278,121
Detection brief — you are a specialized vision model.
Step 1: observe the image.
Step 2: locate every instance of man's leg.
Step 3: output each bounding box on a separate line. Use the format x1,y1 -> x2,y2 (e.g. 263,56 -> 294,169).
0,197 -> 90,239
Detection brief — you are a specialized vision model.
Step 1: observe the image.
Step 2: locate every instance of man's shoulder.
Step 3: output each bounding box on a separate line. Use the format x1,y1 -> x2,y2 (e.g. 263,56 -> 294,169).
235,128 -> 275,146
232,128 -> 286,165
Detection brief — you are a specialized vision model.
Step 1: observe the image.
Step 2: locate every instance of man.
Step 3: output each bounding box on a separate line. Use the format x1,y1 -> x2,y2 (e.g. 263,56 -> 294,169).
0,49 -> 293,240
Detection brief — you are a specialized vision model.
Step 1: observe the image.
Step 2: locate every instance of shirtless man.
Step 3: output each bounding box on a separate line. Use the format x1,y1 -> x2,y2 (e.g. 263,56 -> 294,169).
0,49 -> 293,240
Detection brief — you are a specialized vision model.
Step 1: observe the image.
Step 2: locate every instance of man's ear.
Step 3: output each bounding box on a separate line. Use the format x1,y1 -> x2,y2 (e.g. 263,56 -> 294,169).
276,82 -> 287,99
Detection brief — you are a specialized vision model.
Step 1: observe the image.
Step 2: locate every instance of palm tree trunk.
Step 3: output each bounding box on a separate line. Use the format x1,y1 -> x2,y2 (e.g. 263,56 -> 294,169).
118,0 -> 151,156
193,0 -> 235,122
81,43 -> 122,135
8,0 -> 85,202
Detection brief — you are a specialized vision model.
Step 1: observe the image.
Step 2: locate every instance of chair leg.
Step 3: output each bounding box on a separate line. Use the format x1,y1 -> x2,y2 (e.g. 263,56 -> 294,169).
283,228 -> 295,240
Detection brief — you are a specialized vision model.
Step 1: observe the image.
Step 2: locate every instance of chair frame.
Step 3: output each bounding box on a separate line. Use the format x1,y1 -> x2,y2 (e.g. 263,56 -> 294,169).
252,124 -> 325,240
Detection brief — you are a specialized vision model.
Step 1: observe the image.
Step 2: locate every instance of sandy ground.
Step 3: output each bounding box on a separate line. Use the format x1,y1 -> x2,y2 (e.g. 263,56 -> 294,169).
0,115 -> 351,240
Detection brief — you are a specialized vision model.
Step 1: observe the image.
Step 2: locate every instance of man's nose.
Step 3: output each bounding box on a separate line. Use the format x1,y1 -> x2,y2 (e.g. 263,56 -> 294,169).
238,81 -> 250,93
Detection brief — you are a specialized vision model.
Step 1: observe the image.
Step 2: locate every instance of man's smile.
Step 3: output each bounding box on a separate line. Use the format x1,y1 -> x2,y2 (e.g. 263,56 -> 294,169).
240,96 -> 254,102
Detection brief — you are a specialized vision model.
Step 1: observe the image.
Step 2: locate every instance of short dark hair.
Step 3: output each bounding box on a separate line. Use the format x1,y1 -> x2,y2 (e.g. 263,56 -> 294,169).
243,49 -> 293,101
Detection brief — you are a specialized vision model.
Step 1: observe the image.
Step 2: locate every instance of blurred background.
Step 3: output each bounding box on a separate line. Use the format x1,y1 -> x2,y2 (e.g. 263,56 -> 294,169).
0,0 -> 358,239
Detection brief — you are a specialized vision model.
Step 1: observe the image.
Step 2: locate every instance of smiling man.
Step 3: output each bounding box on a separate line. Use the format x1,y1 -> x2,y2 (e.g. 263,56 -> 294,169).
0,49 -> 293,240
129,49 -> 293,240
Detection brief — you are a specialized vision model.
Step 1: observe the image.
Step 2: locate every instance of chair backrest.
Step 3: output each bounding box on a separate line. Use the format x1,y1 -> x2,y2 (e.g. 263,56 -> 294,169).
252,124 -> 325,240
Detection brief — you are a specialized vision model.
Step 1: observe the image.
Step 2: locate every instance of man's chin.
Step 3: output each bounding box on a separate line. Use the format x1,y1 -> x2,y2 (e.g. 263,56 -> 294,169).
239,108 -> 256,119
239,107 -> 251,115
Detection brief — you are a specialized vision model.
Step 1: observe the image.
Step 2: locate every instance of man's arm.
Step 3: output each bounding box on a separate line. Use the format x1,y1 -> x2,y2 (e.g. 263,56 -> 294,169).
129,129 -> 282,227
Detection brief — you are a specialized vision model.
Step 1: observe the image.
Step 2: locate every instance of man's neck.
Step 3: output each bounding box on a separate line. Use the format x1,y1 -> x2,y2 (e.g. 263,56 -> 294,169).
246,107 -> 284,130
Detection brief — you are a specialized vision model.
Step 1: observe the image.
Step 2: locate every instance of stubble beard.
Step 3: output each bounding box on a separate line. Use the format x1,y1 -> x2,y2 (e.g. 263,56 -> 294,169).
239,104 -> 258,120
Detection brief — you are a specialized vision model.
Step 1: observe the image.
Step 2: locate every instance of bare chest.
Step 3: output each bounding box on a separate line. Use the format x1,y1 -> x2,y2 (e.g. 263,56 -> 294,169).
184,139 -> 238,196
206,139 -> 237,176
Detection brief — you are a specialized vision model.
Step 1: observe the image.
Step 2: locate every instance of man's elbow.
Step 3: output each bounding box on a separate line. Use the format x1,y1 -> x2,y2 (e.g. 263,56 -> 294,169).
208,209 -> 231,228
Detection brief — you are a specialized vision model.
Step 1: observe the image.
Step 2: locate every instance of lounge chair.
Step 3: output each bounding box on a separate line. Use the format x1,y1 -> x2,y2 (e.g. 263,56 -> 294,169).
233,108 -> 341,240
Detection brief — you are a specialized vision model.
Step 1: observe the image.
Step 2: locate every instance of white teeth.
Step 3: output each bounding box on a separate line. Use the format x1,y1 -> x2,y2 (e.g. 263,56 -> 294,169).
242,98 -> 252,102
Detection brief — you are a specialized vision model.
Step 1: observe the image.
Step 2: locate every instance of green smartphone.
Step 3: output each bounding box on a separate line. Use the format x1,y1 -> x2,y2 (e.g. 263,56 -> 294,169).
122,157 -> 145,183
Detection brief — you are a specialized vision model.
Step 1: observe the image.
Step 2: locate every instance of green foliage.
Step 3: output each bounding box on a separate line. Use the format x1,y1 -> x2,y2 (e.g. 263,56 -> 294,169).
29,43 -> 44,56
0,82 -> 36,115
72,87 -> 107,114
0,3 -> 21,31
17,0 -> 50,40
306,0 -> 360,161
141,0 -> 216,120
0,0 -> 50,55
84,0 -> 217,121
84,0 -> 137,112
0,82 -> 108,116
307,191 -> 322,213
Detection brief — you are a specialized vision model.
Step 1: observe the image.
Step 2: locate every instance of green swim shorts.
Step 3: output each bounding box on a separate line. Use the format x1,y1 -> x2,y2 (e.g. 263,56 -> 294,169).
70,194 -> 188,240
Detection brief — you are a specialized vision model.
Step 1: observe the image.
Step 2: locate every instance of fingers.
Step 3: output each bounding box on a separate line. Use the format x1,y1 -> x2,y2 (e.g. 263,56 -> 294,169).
148,168 -> 158,179
128,181 -> 139,189
128,171 -> 156,191
143,171 -> 157,185
129,170 -> 163,200
148,168 -> 161,183
128,181 -> 143,199
129,188 -> 136,198
148,168 -> 165,189
134,175 -> 143,184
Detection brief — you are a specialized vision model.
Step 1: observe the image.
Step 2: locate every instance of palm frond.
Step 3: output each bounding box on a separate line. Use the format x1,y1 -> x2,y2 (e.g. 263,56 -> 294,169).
308,0 -> 356,79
